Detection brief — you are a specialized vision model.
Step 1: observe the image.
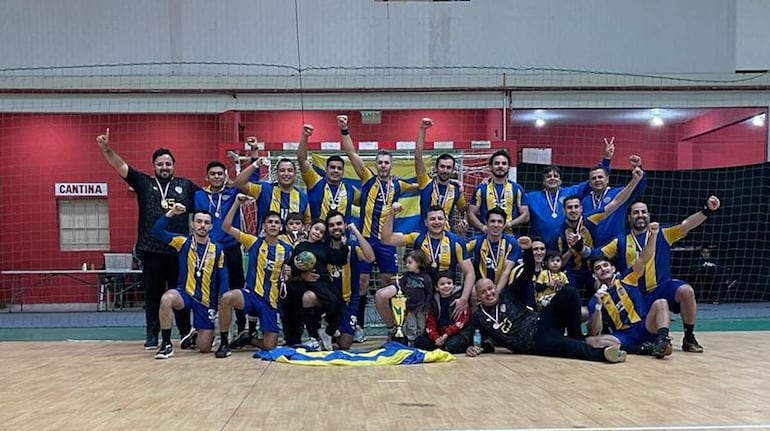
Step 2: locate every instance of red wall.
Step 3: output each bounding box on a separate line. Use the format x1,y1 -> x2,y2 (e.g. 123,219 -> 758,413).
0,108 -> 765,304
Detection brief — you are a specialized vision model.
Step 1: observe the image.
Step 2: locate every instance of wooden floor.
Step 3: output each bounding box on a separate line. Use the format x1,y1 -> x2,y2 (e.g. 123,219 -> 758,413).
2,331 -> 770,431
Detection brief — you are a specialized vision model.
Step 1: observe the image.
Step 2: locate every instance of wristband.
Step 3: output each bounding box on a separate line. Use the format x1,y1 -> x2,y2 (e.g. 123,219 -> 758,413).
341,129 -> 349,136
594,303 -> 602,311
251,160 -> 260,169
701,206 -> 716,217
571,238 -> 584,252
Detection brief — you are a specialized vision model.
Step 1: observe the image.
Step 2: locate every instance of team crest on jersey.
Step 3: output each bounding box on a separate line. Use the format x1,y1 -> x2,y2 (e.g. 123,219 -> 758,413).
222,194 -> 231,201
604,196 -> 612,203
175,186 -> 183,194
441,244 -> 449,252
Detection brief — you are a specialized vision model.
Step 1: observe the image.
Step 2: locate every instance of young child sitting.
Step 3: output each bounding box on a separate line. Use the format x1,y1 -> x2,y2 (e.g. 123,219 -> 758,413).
278,212 -> 307,246
414,271 -> 471,353
387,249 -> 434,345
534,250 -> 570,310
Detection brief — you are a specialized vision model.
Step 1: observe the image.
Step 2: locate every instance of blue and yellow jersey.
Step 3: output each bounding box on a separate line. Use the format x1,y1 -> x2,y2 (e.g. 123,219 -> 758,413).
534,270 -> 569,308
557,211 -> 611,272
598,224 -> 687,293
582,174 -> 647,246
587,270 -> 646,332
358,168 -> 411,239
466,233 -> 521,285
193,185 -> 241,249
246,181 -> 311,230
527,158 -> 611,248
328,244 -> 364,306
151,216 -> 229,308
470,180 -> 526,226
303,164 -> 360,222
403,230 -> 469,274
417,172 -> 466,230
239,233 -> 293,309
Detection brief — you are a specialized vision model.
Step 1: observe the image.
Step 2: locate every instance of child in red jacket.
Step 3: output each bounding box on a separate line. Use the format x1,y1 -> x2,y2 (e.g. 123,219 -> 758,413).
413,272 -> 470,353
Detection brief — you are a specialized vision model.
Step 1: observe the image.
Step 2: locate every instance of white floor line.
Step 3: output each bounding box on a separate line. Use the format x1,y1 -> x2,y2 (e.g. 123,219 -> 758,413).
443,425 -> 770,431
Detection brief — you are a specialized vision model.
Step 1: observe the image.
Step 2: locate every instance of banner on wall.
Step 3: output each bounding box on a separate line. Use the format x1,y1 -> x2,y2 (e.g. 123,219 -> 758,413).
310,153 -> 432,233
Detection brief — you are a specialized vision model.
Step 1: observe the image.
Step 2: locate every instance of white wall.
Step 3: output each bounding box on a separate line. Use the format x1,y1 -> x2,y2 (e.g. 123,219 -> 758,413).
0,0 -> 738,74
735,0 -> 770,71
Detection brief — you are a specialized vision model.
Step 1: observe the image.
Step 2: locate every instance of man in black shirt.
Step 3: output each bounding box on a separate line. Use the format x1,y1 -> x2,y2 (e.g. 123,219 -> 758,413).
97,129 -> 198,349
462,236 -> 627,363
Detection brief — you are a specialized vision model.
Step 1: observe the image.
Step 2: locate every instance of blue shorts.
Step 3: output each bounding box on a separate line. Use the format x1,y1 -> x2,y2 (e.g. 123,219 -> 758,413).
359,237 -> 398,275
645,278 -> 687,314
339,297 -> 359,335
613,322 -> 655,347
241,289 -> 279,333
565,268 -> 595,304
177,288 -> 216,330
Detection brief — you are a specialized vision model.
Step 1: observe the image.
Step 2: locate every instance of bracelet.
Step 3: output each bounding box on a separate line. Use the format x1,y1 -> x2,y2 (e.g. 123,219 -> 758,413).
701,207 -> 716,217
341,129 -> 349,136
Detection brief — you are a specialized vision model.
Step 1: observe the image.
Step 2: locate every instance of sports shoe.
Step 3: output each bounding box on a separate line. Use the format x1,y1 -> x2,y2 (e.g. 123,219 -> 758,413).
180,328 -> 198,350
603,345 -> 627,363
638,341 -> 656,356
353,326 -> 367,343
229,330 -> 251,350
682,336 -> 704,353
215,343 -> 231,358
652,337 -> 673,358
302,337 -> 321,350
154,343 -> 174,359
317,328 -> 334,351
144,335 -> 158,350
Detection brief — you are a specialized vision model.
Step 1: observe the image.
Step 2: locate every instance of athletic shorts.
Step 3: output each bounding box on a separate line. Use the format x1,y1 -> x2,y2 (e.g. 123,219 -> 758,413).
177,288 -> 216,330
613,322 -> 655,347
359,237 -> 398,275
644,278 -> 687,314
241,289 -> 279,333
339,297 -> 360,335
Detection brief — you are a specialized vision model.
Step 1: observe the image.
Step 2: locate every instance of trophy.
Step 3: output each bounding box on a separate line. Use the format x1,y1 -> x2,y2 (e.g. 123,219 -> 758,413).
390,274 -> 409,345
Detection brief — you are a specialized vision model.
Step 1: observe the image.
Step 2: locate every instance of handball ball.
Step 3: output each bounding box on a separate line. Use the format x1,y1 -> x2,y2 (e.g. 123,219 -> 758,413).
295,251 -> 317,270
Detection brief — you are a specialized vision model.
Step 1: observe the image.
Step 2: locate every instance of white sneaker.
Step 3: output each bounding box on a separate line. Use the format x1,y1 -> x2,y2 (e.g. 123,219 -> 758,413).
317,328 -> 334,351
302,337 -> 321,350
353,326 -> 367,343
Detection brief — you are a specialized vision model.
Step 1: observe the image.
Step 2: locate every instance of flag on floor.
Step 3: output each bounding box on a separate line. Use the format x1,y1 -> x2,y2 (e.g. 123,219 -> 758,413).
257,341 -> 456,366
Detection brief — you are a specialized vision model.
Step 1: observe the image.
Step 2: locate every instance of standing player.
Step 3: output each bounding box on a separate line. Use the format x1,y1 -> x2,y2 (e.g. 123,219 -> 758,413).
526,139 -> 614,249
297,124 -> 360,222
151,204 -> 229,359
466,207 -> 521,293
414,118 -> 467,232
339,114 -> 418,341
97,128 -> 197,350
379,204 -> 476,324
467,150 -> 529,234
216,198 -> 293,358
596,196 -> 721,353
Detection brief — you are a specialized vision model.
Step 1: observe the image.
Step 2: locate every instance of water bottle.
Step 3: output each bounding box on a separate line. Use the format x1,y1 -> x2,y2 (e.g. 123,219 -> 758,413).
473,329 -> 482,348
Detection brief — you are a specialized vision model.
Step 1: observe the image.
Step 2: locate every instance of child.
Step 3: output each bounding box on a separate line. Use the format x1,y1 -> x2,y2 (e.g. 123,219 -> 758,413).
388,249 -> 434,345
534,250 -> 569,310
279,212 -> 307,246
414,272 -> 471,353
287,219 -> 349,350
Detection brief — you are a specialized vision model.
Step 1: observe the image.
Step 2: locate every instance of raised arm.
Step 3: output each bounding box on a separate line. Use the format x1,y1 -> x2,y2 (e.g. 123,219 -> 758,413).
681,196 -> 720,235
414,118 -> 432,178
603,166 -> 644,215
348,223 -> 375,263
151,203 -> 187,247
297,124 -> 314,174
338,115 -> 368,180
630,222 -> 660,275
96,128 -> 129,178
222,194 -> 250,239
381,202 -> 407,247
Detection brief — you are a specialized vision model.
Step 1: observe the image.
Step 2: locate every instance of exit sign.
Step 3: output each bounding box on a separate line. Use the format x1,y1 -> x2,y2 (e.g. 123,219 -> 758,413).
361,111 -> 382,124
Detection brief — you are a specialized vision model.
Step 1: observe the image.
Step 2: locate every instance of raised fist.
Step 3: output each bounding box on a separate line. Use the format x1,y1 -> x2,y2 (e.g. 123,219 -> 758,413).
632,166 -> 644,179
170,203 -> 186,215
245,136 -> 258,150
518,236 -> 532,250
302,124 -> 314,137
337,115 -> 349,129
706,196 -> 720,211
629,154 -> 642,167
648,222 -> 660,233
391,202 -> 403,215
236,193 -> 251,203
420,118 -> 433,129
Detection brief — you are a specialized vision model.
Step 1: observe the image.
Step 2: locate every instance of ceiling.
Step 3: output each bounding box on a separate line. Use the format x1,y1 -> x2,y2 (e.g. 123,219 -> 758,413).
509,108 -> 713,126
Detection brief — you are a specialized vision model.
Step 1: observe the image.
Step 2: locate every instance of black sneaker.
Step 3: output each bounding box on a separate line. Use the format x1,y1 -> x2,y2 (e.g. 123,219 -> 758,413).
652,337 -> 673,358
682,336 -> 704,353
154,343 -> 174,359
180,328 -> 198,350
229,330 -> 251,350
638,341 -> 656,356
144,335 -> 158,351
215,343 -> 231,358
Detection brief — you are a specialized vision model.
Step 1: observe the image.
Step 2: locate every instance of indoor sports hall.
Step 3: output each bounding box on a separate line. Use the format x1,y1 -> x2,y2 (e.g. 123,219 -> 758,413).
2,1 -> 770,430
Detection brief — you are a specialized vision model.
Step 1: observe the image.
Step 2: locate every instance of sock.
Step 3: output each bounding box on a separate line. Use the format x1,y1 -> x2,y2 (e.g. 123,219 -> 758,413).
161,329 -> 172,345
248,319 -> 257,335
683,323 -> 695,339
657,327 -> 670,339
220,332 -> 229,346
357,295 -> 368,328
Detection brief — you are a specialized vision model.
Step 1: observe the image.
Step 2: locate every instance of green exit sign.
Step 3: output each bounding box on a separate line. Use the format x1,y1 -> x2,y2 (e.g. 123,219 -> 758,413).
361,111 -> 382,124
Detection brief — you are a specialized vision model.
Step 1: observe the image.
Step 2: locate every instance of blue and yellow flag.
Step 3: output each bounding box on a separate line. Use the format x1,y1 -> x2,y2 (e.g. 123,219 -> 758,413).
257,341 -> 455,366
310,153 -> 430,233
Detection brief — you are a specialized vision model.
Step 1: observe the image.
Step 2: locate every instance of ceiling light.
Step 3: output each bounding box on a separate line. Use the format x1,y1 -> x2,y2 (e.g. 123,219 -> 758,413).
534,118 -> 546,128
751,114 -> 765,127
650,116 -> 664,127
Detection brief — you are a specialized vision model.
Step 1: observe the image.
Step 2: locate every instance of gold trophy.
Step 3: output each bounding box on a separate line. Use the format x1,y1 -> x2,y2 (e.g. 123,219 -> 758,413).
390,274 -> 409,345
